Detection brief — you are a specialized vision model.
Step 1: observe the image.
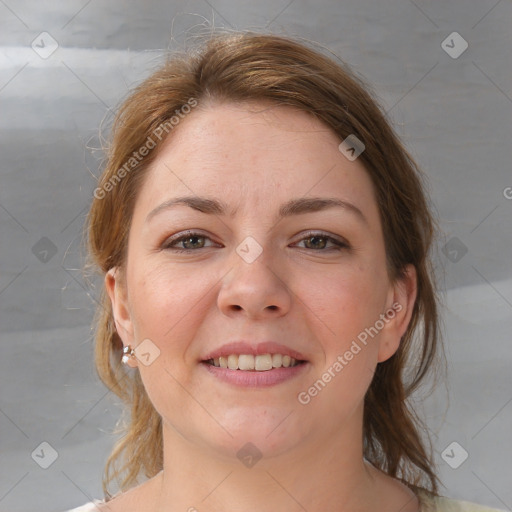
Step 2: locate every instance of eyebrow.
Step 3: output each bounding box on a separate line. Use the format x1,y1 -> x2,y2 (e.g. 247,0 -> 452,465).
146,195 -> 368,225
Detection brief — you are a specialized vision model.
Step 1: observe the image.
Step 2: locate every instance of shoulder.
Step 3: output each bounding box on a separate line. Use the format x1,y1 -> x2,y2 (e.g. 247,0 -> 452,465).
417,489 -> 507,512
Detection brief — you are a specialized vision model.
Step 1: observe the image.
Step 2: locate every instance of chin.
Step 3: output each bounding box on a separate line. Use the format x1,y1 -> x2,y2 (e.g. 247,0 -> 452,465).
209,406 -> 306,458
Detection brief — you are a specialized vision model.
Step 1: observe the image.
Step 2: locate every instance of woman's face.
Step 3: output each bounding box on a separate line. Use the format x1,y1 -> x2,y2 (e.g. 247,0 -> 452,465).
107,101 -> 416,462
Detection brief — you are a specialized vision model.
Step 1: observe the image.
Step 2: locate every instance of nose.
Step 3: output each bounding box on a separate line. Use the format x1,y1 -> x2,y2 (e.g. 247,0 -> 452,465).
217,247 -> 292,320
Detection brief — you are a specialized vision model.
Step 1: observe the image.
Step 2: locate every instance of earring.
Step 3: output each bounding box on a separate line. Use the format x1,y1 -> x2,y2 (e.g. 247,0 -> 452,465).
122,345 -> 135,364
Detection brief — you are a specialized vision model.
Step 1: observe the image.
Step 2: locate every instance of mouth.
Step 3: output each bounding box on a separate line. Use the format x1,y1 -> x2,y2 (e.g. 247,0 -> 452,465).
200,341 -> 309,386
204,353 -> 306,371
201,354 -> 309,388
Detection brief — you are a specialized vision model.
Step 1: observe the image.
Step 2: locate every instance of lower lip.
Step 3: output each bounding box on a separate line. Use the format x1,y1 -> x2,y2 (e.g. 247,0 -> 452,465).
201,361 -> 309,387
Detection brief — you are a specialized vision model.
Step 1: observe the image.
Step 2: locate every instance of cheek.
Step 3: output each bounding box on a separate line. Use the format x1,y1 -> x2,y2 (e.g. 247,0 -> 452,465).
296,265 -> 383,416
298,260 -> 387,347
126,262 -> 215,419
128,261 -> 213,355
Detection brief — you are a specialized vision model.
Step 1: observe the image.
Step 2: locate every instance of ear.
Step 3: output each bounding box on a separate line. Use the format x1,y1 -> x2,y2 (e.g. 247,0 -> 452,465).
377,264 -> 417,363
105,267 -> 138,368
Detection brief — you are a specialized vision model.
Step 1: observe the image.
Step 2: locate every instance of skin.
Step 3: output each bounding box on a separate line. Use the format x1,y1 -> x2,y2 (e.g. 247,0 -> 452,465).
105,101 -> 419,512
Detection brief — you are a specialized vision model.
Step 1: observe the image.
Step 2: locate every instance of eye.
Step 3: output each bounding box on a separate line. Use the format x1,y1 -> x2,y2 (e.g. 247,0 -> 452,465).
162,231 -> 217,252
293,231 -> 349,251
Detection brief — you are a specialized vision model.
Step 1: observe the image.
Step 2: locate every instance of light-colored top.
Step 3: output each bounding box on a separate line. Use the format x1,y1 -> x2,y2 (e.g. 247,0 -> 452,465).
66,500 -> 103,512
64,490 -> 507,512
416,489 -> 507,512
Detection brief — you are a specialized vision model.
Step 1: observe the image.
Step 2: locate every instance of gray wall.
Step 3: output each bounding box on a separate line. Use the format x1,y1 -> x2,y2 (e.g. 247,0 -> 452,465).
0,1 -> 511,511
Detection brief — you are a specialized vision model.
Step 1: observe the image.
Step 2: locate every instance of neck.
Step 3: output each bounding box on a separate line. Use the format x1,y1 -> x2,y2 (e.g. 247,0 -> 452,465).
153,408 -> 385,512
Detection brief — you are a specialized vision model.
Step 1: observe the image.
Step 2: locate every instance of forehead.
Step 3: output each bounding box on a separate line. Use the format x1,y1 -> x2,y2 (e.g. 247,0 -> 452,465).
133,101 -> 379,225
160,100 -> 338,166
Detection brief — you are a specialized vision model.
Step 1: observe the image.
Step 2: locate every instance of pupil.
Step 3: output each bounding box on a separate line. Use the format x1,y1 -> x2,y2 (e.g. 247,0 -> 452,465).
308,236 -> 326,249
185,236 -> 203,249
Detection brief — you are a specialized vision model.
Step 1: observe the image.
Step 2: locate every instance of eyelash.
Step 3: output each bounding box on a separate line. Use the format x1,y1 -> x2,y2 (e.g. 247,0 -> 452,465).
162,230 -> 349,253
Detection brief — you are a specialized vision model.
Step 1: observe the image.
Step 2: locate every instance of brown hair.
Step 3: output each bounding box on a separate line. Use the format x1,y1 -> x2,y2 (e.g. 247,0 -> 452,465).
86,30 -> 444,499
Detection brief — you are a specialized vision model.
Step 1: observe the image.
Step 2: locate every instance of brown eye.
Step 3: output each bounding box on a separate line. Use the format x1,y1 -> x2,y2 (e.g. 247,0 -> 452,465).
163,231 -> 215,252
295,232 -> 348,251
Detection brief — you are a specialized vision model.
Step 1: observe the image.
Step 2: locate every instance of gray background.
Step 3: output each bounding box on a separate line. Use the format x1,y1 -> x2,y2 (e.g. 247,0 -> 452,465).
0,1 -> 511,511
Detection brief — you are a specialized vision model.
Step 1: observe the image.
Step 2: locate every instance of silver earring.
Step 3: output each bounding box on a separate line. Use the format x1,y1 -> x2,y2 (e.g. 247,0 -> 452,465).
122,345 -> 135,364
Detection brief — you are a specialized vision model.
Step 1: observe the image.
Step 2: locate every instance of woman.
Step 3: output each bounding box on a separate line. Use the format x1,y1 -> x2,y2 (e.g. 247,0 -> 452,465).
68,31 -> 504,512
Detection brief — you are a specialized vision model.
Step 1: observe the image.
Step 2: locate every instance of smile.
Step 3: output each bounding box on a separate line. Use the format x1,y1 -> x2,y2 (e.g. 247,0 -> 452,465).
205,353 -> 303,371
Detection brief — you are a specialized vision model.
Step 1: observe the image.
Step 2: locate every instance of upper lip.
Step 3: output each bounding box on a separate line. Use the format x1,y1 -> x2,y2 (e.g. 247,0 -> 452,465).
201,341 -> 307,361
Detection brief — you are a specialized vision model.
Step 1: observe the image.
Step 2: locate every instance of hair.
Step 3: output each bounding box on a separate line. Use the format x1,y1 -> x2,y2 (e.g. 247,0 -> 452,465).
86,29 -> 445,499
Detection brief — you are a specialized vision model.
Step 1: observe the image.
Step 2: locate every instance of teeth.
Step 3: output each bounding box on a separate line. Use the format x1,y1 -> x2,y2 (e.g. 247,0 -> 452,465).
208,353 -> 301,371
272,354 -> 282,367
255,354 -> 272,371
238,354 -> 255,370
227,354 -> 238,370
